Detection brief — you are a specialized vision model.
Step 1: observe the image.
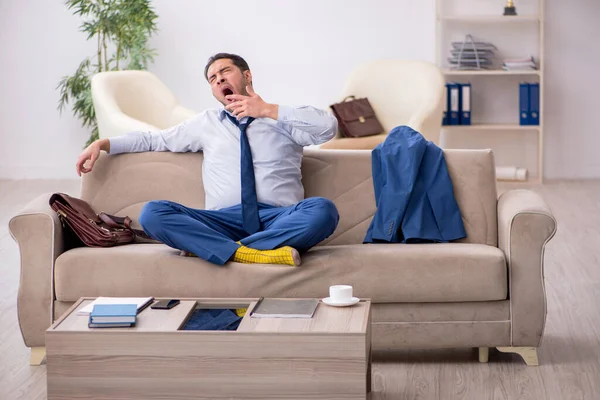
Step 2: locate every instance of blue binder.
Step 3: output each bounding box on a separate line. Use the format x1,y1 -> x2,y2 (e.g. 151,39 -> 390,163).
460,83 -> 471,125
529,83 -> 540,125
448,83 -> 460,125
519,83 -> 530,125
442,84 -> 449,125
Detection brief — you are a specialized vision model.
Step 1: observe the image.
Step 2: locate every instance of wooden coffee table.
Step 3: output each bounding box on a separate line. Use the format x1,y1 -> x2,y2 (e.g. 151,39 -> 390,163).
46,297 -> 371,400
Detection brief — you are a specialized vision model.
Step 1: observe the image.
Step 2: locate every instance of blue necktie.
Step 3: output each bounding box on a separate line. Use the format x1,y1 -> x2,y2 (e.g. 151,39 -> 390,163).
226,114 -> 260,234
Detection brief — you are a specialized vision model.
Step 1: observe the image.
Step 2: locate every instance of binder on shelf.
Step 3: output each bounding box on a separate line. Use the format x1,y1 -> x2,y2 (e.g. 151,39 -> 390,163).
448,82 -> 460,125
460,83 -> 471,125
443,84 -> 449,125
519,83 -> 530,125
529,83 -> 540,125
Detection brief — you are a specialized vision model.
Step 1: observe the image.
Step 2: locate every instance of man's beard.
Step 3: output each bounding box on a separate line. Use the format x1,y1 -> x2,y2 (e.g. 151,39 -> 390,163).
239,78 -> 249,96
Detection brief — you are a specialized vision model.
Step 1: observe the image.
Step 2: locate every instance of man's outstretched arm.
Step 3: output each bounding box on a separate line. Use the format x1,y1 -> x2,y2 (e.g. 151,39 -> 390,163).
75,114 -> 204,176
75,138 -> 110,176
225,85 -> 338,146
108,115 -> 204,155
275,105 -> 338,146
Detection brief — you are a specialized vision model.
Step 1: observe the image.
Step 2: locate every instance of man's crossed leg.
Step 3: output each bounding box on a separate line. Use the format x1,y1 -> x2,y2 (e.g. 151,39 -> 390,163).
139,197 -> 339,266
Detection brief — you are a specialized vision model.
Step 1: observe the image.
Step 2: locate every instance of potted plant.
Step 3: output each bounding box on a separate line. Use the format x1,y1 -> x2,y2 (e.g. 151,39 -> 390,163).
58,0 -> 159,146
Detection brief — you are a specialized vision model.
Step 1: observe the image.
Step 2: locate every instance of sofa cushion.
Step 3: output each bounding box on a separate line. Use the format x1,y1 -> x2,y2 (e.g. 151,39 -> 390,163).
54,243 -> 507,303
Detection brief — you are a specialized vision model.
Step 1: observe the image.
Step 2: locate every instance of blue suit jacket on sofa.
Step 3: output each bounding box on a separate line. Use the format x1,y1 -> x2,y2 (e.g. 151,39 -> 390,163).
364,126 -> 467,244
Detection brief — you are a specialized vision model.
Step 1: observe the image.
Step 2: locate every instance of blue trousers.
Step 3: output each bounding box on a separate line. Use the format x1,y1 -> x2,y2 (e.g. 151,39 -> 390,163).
138,197 -> 339,265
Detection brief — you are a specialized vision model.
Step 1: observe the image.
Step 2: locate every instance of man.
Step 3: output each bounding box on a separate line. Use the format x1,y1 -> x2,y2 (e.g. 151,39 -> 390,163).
76,53 -> 339,267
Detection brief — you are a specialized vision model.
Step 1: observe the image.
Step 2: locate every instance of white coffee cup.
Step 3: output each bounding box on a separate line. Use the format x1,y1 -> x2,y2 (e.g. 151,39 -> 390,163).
329,285 -> 353,302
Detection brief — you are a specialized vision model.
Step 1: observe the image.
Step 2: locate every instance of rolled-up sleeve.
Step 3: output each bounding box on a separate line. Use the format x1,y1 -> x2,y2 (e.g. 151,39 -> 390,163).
276,105 -> 338,146
109,113 -> 205,154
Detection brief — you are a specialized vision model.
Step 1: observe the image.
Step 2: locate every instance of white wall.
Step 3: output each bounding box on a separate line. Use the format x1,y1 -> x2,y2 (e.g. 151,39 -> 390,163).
149,0 -> 435,114
0,0 -> 597,179
543,0 -> 600,179
0,0 -> 96,179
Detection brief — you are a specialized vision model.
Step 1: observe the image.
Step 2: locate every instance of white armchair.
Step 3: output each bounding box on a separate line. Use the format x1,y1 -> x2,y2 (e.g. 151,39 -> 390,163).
321,60 -> 445,150
91,70 -> 197,139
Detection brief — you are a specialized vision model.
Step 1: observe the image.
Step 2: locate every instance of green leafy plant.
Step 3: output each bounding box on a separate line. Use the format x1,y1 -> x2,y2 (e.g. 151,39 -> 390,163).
57,0 -> 159,146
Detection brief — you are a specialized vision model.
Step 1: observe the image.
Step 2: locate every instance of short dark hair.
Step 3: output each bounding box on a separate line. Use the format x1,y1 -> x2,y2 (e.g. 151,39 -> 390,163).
204,53 -> 250,81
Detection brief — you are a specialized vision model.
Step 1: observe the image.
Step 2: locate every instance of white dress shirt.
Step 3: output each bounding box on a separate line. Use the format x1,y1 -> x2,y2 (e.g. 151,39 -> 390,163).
109,105 -> 338,210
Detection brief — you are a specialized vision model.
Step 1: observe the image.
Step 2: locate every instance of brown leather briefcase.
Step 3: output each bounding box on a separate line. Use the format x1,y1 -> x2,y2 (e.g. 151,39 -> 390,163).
330,96 -> 384,138
49,193 -> 150,248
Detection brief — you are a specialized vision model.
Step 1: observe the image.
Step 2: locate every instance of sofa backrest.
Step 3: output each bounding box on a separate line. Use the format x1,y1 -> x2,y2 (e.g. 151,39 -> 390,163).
82,148 -> 498,247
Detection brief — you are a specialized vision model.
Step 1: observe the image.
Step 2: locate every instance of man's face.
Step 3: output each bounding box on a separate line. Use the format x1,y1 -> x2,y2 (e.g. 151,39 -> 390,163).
206,58 -> 252,106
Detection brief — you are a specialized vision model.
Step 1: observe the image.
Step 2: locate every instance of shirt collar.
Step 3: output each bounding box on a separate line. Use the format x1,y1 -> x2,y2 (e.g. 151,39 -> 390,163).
218,108 -> 229,121
219,108 -> 250,124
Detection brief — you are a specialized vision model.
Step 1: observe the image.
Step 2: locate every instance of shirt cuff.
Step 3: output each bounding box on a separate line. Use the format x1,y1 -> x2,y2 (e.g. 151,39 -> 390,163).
276,105 -> 295,123
108,136 -> 131,155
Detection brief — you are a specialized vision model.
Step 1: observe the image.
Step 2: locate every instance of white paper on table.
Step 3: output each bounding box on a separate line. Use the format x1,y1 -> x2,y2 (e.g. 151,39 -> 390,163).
76,297 -> 154,316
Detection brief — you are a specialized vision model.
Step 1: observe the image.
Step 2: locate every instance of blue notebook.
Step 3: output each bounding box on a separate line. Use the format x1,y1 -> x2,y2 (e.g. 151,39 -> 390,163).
88,322 -> 135,328
90,304 -> 137,324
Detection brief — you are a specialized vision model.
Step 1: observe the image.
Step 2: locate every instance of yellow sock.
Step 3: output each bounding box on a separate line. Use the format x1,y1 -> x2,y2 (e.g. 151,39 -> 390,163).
232,244 -> 301,266
180,245 -> 301,266
180,250 -> 196,257
235,308 -> 248,317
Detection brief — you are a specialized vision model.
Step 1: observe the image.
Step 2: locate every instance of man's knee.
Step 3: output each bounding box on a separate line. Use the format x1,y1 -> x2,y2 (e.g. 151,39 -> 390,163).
307,197 -> 339,232
138,200 -> 171,234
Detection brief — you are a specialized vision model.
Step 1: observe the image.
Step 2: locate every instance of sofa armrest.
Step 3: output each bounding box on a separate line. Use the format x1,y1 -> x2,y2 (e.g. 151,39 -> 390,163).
8,193 -> 66,347
497,189 -> 557,347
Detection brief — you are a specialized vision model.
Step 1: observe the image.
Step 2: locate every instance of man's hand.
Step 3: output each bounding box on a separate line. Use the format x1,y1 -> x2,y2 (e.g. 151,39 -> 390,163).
225,85 -> 278,120
75,138 -> 109,176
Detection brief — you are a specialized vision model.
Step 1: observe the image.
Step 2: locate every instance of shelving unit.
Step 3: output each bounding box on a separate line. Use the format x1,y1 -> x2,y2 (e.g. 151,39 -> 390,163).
443,69 -> 541,76
436,0 -> 545,183
442,124 -> 541,132
439,15 -> 540,22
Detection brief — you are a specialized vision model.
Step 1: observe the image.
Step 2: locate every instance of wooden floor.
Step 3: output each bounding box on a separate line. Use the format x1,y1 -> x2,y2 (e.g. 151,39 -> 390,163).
1,179 -> 599,400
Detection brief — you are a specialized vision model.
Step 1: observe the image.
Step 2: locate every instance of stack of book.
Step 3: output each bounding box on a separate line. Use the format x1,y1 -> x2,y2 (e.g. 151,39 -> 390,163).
88,304 -> 137,328
77,297 -> 153,328
503,56 -> 537,71
77,297 -> 154,316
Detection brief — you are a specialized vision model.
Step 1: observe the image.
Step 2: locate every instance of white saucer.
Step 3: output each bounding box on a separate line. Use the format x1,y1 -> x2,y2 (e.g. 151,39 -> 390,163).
322,297 -> 360,307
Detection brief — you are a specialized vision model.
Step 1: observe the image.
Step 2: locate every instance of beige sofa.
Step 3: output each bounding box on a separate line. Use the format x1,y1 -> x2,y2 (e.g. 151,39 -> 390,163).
9,148 -> 556,366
